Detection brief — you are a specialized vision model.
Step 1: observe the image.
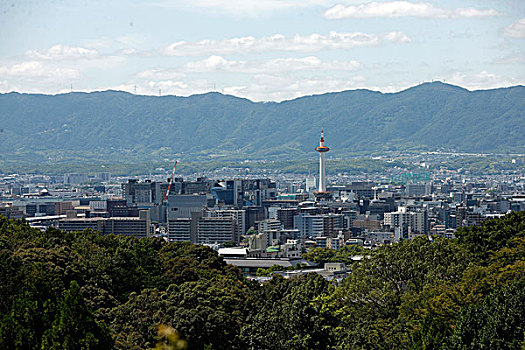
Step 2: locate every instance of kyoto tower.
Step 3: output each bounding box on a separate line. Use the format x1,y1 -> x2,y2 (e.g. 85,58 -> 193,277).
314,129 -> 330,193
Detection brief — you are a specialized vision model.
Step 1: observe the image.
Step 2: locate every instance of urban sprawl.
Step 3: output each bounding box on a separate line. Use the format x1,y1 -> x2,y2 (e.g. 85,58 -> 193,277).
1,132 -> 524,280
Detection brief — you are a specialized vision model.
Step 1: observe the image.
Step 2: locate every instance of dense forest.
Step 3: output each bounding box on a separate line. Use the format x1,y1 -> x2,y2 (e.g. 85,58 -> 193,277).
0,212 -> 524,349
1,83 -> 524,167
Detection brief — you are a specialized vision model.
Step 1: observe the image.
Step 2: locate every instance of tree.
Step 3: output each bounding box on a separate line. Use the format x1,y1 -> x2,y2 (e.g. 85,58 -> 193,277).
323,236 -> 472,349
451,281 -> 525,350
242,274 -> 333,350
456,211 -> 525,262
1,212 -> 524,350
41,281 -> 113,349
303,246 -> 363,266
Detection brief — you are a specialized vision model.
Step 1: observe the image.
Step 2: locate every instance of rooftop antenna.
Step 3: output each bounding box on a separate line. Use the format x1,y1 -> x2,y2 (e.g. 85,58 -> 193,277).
134,85 -> 137,94
70,83 -> 73,92
159,88 -> 162,96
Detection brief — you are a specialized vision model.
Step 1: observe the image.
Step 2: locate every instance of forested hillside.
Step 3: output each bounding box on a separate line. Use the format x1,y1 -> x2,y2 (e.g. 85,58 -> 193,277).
0,82 -> 523,165
0,212 -> 524,349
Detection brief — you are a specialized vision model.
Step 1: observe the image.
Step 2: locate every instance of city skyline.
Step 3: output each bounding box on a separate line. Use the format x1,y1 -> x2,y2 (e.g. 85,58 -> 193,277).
1,2 -> 525,348
1,0 -> 524,101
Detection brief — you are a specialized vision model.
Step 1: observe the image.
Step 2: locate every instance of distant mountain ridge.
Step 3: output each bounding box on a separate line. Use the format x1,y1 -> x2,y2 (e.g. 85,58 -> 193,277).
0,82 -> 523,164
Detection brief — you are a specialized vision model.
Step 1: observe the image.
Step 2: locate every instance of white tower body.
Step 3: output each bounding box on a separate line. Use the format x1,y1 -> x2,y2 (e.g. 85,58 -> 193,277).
319,151 -> 326,192
314,130 -> 330,193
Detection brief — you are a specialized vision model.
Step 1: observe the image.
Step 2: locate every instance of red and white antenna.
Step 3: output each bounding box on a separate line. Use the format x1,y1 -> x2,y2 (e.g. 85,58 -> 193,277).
164,160 -> 178,202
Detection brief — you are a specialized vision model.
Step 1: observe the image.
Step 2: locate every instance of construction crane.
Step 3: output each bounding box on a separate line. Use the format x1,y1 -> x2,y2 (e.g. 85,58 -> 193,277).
164,160 -> 178,202
164,160 -> 178,240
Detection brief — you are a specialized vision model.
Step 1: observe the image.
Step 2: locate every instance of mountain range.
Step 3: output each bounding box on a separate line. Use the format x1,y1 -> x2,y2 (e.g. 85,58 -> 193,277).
0,82 -> 523,165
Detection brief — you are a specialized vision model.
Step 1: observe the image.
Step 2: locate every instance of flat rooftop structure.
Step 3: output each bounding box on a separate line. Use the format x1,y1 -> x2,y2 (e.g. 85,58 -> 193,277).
224,258 -> 316,268
247,267 -> 349,282
58,215 -> 151,238
59,216 -> 144,221
218,247 -> 248,258
25,215 -> 67,222
224,258 -> 317,276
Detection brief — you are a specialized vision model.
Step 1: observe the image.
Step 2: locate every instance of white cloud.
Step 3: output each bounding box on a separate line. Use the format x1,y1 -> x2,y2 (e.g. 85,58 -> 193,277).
235,73 -> 366,101
150,0 -> 335,16
183,56 -> 247,72
0,60 -> 81,93
454,8 -> 501,18
22,44 -> 127,72
84,37 -> 113,49
24,44 -> 132,67
324,1 -> 501,19
136,69 -> 187,80
112,48 -> 156,58
136,79 -> 212,96
127,53 -> 366,101
84,36 -> 152,55
160,31 -> 410,56
504,18 -> 525,38
127,74 -> 365,101
136,56 -> 361,76
115,48 -> 139,55
445,71 -> 518,90
117,65 -> 524,102
0,61 -> 80,80
0,44 -> 125,94
383,31 -> 412,43
25,45 -> 99,60
260,56 -> 361,72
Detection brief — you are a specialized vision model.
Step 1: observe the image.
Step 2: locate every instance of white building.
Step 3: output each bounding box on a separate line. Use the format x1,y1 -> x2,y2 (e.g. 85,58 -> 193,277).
207,209 -> 246,242
384,207 -> 428,236
258,218 -> 281,233
294,214 -> 324,237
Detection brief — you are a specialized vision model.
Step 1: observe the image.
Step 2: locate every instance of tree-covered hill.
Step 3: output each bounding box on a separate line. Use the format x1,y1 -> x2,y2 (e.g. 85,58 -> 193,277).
1,212 -> 524,349
0,82 -> 523,165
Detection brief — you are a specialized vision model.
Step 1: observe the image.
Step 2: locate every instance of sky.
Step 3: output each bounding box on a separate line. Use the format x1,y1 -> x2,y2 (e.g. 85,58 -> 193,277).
0,0 -> 524,101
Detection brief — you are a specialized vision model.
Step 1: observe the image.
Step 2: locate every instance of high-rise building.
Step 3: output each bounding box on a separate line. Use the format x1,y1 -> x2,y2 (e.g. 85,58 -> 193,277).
58,210 -> 151,238
196,217 -> 236,244
63,173 -> 88,185
166,195 -> 207,219
305,177 -> 317,193
277,208 -> 298,229
212,179 -> 277,208
206,209 -> 246,243
406,183 -> 432,197
94,172 -> 111,182
167,218 -> 192,242
384,207 -> 428,234
245,206 -> 266,231
258,218 -> 281,233
294,214 -> 324,237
